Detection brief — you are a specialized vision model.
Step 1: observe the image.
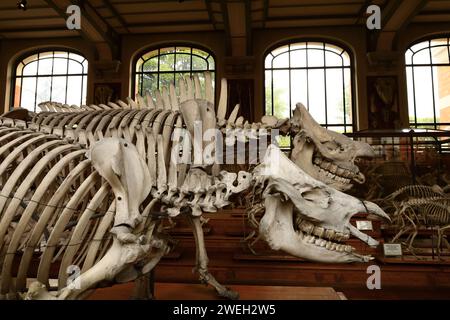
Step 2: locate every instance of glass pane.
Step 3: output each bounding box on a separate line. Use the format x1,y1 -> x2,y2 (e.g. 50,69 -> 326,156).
290,49 -> 306,68
271,45 -> 289,58
265,70 -> 272,115
51,76 -> 66,103
136,58 -> 144,73
159,73 -> 175,89
38,57 -> 53,75
22,54 -> 38,67
406,67 -> 415,122
290,42 -> 307,51
410,40 -> 429,53
430,38 -> 447,47
307,42 -> 324,50
192,48 -> 208,58
23,61 -> 38,76
38,51 -> 53,60
13,78 -> 22,106
207,56 -> 215,70
308,69 -> 326,124
272,52 -> 289,68
413,66 -> 434,123
265,53 -> 273,69
36,76 -> 51,104
141,49 -> 158,61
344,68 -> 352,125
272,70 -> 290,119
436,66 -> 450,124
341,51 -> 351,67
324,43 -> 343,55
159,53 -> 175,71
141,73 -> 157,94
192,56 -> 207,70
53,57 -> 68,75
135,74 -> 141,96
143,57 -> 158,72
21,77 -> 36,111
54,51 -> 68,58
431,46 -> 449,64
68,59 -> 83,74
176,47 -> 191,54
82,75 -> 87,105
325,50 -> 343,67
290,69 -> 308,110
67,76 -> 82,105
82,60 -> 88,72
16,63 -> 24,76
325,69 -> 344,124
412,48 -> 431,64
307,48 -> 325,67
69,52 -> 85,63
175,54 -> 191,71
405,49 -> 413,65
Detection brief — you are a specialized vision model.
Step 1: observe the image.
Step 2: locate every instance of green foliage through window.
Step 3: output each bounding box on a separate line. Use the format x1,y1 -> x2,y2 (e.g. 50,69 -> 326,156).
134,46 -> 215,97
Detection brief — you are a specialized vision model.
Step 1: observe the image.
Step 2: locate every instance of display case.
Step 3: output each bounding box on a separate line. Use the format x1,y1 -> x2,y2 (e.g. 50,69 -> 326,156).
347,129 -> 450,263
346,129 -> 450,196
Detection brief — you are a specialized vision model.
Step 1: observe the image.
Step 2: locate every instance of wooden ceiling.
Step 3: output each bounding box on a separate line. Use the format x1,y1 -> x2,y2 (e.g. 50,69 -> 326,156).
0,1 -> 449,55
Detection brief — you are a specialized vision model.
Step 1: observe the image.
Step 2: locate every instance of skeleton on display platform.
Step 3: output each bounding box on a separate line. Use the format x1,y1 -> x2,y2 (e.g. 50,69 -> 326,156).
0,73 -> 388,300
381,185 -> 450,258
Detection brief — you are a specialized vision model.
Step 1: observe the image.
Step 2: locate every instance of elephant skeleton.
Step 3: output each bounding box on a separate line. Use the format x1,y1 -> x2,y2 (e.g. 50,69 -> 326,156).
0,74 -> 389,299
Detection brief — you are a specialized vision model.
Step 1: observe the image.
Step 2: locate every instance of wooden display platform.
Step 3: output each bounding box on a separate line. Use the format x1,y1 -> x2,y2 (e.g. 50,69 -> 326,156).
89,282 -> 345,300
378,256 -> 450,265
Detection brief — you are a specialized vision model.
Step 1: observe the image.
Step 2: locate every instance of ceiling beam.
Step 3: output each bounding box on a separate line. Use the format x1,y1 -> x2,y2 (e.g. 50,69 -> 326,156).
245,0 -> 252,55
375,0 -> 428,51
205,0 -> 217,31
262,0 -> 268,28
220,0 -> 232,55
102,0 -> 130,33
43,0 -> 120,60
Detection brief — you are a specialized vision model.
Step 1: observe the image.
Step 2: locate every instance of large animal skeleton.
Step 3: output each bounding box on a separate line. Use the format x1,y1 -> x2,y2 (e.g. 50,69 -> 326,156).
0,73 -> 388,299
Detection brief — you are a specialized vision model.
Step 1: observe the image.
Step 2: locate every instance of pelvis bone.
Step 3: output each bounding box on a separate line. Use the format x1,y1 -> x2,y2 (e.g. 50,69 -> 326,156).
87,138 -> 151,238
254,144 -> 390,263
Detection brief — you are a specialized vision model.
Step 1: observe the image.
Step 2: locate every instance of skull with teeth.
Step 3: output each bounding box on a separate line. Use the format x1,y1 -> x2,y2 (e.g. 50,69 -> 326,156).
253,144 -> 390,263
289,103 -> 375,191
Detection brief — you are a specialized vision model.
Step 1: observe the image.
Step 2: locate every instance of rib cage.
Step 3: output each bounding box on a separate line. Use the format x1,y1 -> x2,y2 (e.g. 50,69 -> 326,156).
0,127 -> 115,297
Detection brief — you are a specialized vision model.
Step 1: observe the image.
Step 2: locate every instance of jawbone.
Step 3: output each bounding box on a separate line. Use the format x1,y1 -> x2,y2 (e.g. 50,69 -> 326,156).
260,194 -> 372,263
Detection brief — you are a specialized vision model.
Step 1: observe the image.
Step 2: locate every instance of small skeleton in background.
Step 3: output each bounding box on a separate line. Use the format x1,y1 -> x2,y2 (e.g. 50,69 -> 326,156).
384,184 -> 450,258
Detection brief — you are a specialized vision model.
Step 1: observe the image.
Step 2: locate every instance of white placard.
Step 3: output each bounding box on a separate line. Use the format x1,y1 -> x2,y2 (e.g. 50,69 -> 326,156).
383,243 -> 402,257
356,220 -> 373,231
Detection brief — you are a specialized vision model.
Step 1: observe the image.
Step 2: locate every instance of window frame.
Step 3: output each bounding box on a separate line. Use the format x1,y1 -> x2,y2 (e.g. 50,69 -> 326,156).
131,43 -> 216,99
405,35 -> 450,129
263,39 -> 356,133
11,48 -> 88,112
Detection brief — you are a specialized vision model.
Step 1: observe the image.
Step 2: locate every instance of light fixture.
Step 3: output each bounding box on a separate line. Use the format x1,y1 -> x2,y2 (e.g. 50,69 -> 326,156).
17,0 -> 27,11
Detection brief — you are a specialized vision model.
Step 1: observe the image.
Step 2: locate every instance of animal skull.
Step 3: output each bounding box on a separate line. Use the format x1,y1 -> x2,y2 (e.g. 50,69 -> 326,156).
290,103 -> 375,191
254,144 -> 389,263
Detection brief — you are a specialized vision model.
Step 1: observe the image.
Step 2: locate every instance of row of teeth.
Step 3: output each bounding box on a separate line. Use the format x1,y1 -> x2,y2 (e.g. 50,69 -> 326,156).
313,157 -> 353,184
300,233 -> 354,252
296,218 -> 354,253
297,219 -> 350,242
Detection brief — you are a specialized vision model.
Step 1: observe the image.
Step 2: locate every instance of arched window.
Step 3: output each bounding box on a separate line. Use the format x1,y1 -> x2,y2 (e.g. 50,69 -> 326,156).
406,37 -> 450,130
133,45 -> 215,97
13,50 -> 88,112
265,41 -> 354,134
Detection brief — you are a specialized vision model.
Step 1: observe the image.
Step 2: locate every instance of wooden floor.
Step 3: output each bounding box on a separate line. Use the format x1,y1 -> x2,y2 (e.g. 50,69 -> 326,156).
88,282 -> 345,300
